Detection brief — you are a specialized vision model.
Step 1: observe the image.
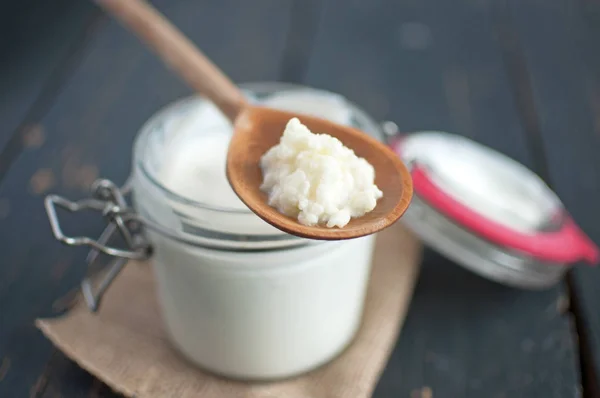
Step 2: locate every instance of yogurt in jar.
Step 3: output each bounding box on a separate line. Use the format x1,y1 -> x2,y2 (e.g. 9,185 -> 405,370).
131,84 -> 382,379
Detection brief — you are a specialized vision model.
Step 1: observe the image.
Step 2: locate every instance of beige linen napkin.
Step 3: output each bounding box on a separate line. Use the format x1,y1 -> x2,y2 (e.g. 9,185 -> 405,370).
36,223 -> 422,398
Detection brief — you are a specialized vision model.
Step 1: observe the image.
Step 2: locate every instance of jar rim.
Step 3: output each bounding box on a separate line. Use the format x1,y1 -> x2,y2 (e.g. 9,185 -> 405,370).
133,82 -> 384,215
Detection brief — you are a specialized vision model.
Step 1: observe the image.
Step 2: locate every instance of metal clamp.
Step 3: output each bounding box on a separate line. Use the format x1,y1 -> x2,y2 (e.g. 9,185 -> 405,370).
45,179 -> 152,312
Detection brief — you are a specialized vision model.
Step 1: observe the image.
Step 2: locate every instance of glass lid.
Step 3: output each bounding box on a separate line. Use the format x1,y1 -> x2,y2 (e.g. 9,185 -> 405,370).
395,131 -> 599,266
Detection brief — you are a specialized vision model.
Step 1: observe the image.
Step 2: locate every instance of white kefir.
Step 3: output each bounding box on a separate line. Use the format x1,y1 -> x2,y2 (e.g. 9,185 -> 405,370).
259,117 -> 383,228
131,84 -> 384,379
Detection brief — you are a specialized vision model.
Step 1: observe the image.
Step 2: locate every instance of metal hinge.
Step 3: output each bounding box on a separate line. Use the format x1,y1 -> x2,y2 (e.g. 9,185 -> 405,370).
45,179 -> 152,312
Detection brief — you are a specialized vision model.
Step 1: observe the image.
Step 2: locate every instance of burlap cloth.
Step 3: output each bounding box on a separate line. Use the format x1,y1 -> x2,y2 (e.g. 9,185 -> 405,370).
36,223 -> 422,398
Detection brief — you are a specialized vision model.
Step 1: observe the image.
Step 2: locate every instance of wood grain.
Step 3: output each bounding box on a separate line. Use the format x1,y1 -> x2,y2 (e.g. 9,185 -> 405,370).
506,0 -> 600,394
95,0 -> 247,122
301,0 -> 580,396
0,0 -> 99,153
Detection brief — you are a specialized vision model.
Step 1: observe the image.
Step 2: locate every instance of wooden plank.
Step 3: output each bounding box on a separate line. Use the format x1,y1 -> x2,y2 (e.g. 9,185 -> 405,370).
305,0 -> 535,167
304,0 -> 581,396
34,353 -> 118,398
0,0 -> 99,152
506,0 -> 600,394
378,252 -> 579,398
278,0 -> 325,83
0,1 -> 293,396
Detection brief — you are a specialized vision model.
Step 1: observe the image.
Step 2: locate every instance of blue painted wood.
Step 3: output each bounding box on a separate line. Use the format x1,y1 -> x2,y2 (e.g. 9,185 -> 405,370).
0,0 -> 99,153
304,0 -> 580,396
507,0 -> 600,394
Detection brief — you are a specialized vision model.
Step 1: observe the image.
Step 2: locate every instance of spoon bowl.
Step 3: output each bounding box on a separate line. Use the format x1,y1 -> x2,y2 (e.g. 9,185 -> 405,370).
226,106 -> 413,240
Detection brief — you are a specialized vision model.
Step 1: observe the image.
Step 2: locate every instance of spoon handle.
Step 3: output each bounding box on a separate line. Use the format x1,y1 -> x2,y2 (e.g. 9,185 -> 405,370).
95,0 -> 247,121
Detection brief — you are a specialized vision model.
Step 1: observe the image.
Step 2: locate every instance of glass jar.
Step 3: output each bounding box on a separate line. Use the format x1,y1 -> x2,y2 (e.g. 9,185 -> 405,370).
128,83 -> 385,380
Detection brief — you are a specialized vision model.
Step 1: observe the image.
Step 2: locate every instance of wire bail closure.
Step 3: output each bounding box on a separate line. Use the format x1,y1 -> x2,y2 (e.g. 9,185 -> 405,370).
44,179 -> 152,312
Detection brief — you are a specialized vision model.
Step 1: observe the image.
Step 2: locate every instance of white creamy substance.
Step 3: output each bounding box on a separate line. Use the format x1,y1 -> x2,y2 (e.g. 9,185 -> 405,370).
134,89 -> 378,379
260,118 -> 383,228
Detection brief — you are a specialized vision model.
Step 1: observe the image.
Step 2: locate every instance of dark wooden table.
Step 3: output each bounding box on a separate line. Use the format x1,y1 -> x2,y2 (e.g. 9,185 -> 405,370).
1,0 -> 600,396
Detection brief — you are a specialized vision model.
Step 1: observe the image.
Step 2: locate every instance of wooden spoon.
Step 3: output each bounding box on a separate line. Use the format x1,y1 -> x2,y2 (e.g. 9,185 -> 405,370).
96,0 -> 413,240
